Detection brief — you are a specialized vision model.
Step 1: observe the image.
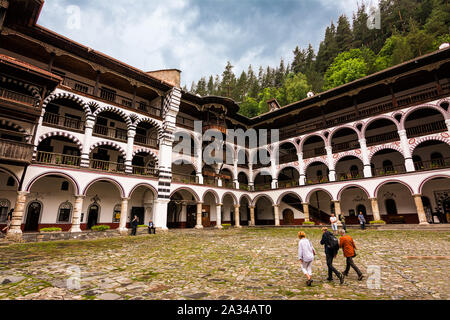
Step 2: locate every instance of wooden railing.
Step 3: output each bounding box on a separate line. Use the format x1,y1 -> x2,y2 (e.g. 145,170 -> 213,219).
303,147 -> 326,159
372,164 -> 406,177
254,183 -> 272,191
131,165 -> 159,177
90,159 -> 125,172
43,112 -> 85,131
414,158 -> 450,171
134,134 -> 158,148
0,87 -> 37,107
406,121 -> 447,138
278,180 -> 300,189
0,139 -> 33,162
93,124 -> 128,142
337,170 -> 362,181
172,173 -> 198,184
278,153 -> 298,164
176,116 -> 195,129
239,183 -> 249,191
35,151 -> 81,167
332,140 -> 360,153
366,131 -> 399,146
306,177 -> 329,185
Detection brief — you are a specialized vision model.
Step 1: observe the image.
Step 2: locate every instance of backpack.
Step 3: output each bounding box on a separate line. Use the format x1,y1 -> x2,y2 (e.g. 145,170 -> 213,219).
327,233 -> 339,253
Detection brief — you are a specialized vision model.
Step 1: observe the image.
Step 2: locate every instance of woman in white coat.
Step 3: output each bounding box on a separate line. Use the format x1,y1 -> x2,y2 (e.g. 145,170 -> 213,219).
298,231 -> 316,286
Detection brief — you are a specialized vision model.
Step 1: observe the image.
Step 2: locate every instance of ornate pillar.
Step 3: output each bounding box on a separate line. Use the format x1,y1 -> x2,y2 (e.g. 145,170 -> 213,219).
332,200 -> 342,225
326,146 -> 336,182
248,164 -> 254,191
398,130 -> 415,172
216,203 -> 223,229
234,205 -> 241,228
302,202 -> 310,222
249,206 -> 256,226
298,152 -> 306,186
6,191 -> 29,238
359,138 -> 372,178
233,160 -> 239,189
69,196 -> 85,233
119,197 -> 129,234
125,126 -> 136,174
81,116 -> 96,168
413,194 -> 429,225
273,204 -> 280,226
195,202 -> 203,229
370,198 -> 381,222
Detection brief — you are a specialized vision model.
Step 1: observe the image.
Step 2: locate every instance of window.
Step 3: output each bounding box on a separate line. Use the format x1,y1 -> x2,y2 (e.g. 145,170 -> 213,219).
382,160 -> 394,173
0,199 -> 10,222
430,152 -> 444,167
57,201 -> 72,223
6,177 -> 15,187
61,181 -> 69,191
100,87 -> 116,102
385,199 -> 398,215
113,204 -> 121,223
350,165 -> 359,178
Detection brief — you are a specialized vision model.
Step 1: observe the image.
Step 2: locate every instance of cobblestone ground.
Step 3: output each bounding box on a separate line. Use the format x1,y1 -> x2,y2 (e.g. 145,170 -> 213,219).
0,228 -> 449,300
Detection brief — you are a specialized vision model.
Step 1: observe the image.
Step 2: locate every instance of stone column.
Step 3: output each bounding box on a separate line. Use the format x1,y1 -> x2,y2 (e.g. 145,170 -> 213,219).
69,196 -> 85,233
273,204 -> 280,226
125,126 -> 136,174
298,152 -> 306,186
153,200 -> 169,231
216,203 -> 223,229
234,205 -> 241,228
370,198 -> 381,222
195,202 -> 203,229
398,130 -> 415,172
325,146 -> 336,181
413,194 -> 429,225
446,119 -> 450,133
302,202 -> 310,222
233,160 -> 239,189
249,206 -> 256,226
359,138 -> 372,178
333,200 -> 342,225
196,145 -> 203,184
248,164 -> 254,191
119,198 -> 129,234
6,191 -> 29,238
80,116 -> 95,168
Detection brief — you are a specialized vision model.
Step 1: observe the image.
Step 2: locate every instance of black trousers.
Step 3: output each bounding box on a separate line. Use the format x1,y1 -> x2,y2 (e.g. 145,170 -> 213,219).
131,227 -> 137,236
344,257 -> 362,276
326,254 -> 341,280
148,227 -> 156,234
360,222 -> 365,230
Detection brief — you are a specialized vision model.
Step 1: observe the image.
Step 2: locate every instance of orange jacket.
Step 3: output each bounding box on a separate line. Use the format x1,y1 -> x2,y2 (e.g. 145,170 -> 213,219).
339,235 -> 357,258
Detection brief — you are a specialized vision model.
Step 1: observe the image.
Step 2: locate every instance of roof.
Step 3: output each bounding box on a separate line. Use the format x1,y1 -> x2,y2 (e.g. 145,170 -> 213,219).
0,54 -> 63,82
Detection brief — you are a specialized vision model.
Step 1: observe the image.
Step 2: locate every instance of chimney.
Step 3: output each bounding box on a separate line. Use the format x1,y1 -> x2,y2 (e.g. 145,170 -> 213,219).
267,98 -> 281,112
147,69 -> 181,88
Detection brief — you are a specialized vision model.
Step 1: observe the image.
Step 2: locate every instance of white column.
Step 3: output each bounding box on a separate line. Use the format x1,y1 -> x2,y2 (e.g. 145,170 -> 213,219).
398,130 -> 415,172
119,197 -> 129,234
326,146 -> 336,181
125,126 -> 136,174
233,160 -> 239,189
298,152 -> 306,186
217,178 -> 223,187
70,196 -> 84,233
248,163 -> 254,191
6,191 -> 29,238
81,116 -> 95,168
446,119 -> 450,132
234,205 -> 241,228
196,145 -> 203,184
359,138 -> 372,178
195,202 -> 203,229
273,204 -> 280,226
153,200 -> 169,230
216,203 -> 223,229
413,195 -> 429,225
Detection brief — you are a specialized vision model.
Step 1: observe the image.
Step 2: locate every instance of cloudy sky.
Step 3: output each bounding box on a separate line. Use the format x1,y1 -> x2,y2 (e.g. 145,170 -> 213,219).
38,0 -> 367,87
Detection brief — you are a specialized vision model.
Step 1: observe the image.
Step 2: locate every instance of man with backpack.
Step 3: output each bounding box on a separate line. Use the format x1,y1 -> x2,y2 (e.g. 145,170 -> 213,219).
320,227 -> 344,284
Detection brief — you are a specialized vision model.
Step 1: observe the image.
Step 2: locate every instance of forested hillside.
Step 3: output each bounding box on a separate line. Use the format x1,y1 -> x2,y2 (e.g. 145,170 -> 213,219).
185,0 -> 450,118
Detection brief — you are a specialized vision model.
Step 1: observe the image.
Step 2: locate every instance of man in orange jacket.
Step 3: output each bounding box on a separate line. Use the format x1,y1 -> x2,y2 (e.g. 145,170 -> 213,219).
339,230 -> 364,281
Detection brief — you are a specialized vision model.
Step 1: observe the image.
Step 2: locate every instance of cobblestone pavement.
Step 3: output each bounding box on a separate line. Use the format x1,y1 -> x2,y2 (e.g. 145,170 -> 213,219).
0,228 -> 448,300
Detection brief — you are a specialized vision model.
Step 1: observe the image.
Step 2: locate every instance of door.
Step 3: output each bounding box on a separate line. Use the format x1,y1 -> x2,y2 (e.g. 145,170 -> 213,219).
131,207 -> 145,225
25,202 -> 41,232
186,205 -> 197,228
202,205 -> 211,228
283,209 -> 295,225
87,204 -> 99,230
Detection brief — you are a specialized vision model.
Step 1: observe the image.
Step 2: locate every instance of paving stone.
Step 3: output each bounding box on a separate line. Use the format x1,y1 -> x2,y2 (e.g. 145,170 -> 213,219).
1,276 -> 25,285
97,293 -> 121,300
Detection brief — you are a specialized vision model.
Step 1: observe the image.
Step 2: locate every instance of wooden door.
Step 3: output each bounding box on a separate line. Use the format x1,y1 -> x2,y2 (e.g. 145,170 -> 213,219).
25,202 -> 41,232
283,209 -> 295,225
202,205 -> 211,227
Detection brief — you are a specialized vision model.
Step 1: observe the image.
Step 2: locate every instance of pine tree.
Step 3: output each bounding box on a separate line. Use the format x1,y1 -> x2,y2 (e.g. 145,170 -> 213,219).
207,76 -> 214,95
274,59 -> 286,87
336,15 -> 353,52
220,62 -> 236,98
316,22 -> 338,74
292,46 -> 306,74
196,77 -> 207,96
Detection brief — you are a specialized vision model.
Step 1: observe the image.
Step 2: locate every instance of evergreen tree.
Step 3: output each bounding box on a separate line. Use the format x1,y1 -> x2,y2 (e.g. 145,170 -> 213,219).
336,15 -> 353,52
196,77 -> 207,96
274,59 -> 286,87
207,76 -> 214,95
316,22 -> 338,74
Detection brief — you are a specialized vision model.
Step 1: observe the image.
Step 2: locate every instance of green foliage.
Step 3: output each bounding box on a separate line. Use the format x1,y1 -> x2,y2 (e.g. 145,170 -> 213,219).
302,221 -> 315,225
40,227 -> 62,233
138,225 -> 148,228
91,225 -> 110,232
369,220 -> 387,224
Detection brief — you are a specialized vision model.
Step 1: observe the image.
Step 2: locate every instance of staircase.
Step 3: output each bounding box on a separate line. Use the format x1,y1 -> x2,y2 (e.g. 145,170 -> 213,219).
309,206 -> 331,224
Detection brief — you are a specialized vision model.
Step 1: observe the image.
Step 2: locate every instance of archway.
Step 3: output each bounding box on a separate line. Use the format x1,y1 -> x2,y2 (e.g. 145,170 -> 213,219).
371,149 -> 406,176
132,151 -> 158,177
278,167 -> 300,188
93,110 -> 128,142
254,171 -> 272,191
219,168 -> 234,188
404,107 -> 446,139
135,121 -> 159,149
420,176 -> 450,223
168,188 -> 200,228
36,135 -> 81,167
302,135 -> 326,159
307,189 -> 333,224
278,192 -> 303,225
0,169 -> 18,226
330,127 -> 360,153
239,195 -> 251,226
89,143 -> 125,173
376,181 -> 416,224
413,140 -> 450,171
305,161 -> 329,185
129,185 -> 157,226
365,118 -> 399,146
254,195 -> 274,225
277,142 -> 298,165
43,97 -> 87,131
335,156 -> 363,181
339,186 -> 371,224
238,172 -> 249,191
172,161 -> 197,184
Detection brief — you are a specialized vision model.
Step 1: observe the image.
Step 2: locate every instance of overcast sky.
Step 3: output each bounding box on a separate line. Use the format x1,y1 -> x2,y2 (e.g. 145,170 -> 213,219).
38,0 -> 367,87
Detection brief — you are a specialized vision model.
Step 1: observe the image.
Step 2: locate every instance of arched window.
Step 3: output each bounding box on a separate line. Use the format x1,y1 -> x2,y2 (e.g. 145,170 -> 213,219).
385,199 -> 398,215
6,177 -> 15,187
413,155 -> 423,170
430,152 -> 444,167
113,204 -> 121,223
61,181 -> 69,191
356,204 -> 367,216
57,201 -> 72,223
382,160 -> 394,174
0,199 -> 10,222
350,165 -> 359,178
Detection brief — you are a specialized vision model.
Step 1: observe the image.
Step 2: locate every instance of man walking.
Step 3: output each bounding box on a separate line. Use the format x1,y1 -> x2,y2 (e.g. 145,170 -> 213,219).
339,230 -> 364,281
339,214 -> 347,232
130,215 -> 139,236
320,227 -> 344,284
358,211 -> 366,230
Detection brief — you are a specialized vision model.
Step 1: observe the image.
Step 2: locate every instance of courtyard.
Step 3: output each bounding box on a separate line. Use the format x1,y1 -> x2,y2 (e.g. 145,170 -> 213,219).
0,227 -> 449,300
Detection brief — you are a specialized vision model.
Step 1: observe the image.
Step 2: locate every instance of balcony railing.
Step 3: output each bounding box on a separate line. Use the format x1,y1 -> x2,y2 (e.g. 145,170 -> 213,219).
278,153 -> 298,164
0,87 -> 37,107
35,151 -> 81,167
337,170 -> 362,181
172,173 -> 198,184
306,177 -> 329,185
278,180 -> 300,189
406,121 -> 447,139
366,131 -> 399,146
43,112 -> 85,131
332,140 -> 360,153
134,134 -> 158,148
239,183 -> 249,191
254,183 -> 272,191
303,147 -> 326,159
131,165 -> 159,177
90,159 -> 125,172
93,124 -> 128,142
176,116 -> 195,130
0,139 -> 33,162
372,164 -> 406,177
204,176 -> 218,187
414,158 -> 450,171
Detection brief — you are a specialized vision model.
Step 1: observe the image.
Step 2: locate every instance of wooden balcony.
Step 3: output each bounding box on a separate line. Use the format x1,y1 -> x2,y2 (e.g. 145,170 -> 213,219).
414,158 -> 450,171
131,165 -> 159,177
0,87 -> 37,107
372,164 -> 407,177
366,131 -> 400,146
134,134 -> 158,148
90,159 -> 125,173
42,112 -> 85,132
172,173 -> 198,184
35,151 -> 81,167
0,139 -> 34,163
407,121 -> 447,139
93,124 -> 128,142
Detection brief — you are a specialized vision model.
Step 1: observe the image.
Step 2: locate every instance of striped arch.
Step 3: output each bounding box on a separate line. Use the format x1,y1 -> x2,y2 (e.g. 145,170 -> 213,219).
277,166 -> 300,180
42,92 -> 91,116
304,158 -> 329,171
202,189 -> 220,203
400,104 -> 449,130
83,177 -> 126,198
409,134 -> 450,154
25,171 -> 81,195
328,125 -> 362,146
368,143 -> 404,162
272,140 -> 300,157
0,76 -> 41,105
222,192 -> 238,205
36,131 -> 83,151
337,184 -> 370,201
169,187 -> 200,202
249,147 -> 272,164
299,133 -> 328,150
333,150 -> 364,167
306,188 -> 334,203
362,115 -> 400,137
93,106 -> 133,128
132,147 -> 159,165
128,183 -> 158,199
172,157 -> 198,172
0,119 -> 31,142
373,179 -> 414,198
418,174 -> 450,194
135,117 -> 164,139
276,191 -> 303,206
89,141 -> 126,157
251,194 -> 274,207
239,194 -> 252,205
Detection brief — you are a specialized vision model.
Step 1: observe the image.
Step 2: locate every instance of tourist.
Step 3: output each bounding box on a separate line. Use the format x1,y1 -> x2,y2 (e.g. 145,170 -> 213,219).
339,230 -> 364,281
1,209 -> 13,234
131,215 -> 139,236
320,227 -> 344,284
297,231 -> 316,286
330,213 -> 338,234
358,211 -> 366,230
339,214 -> 347,232
148,220 -> 156,234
